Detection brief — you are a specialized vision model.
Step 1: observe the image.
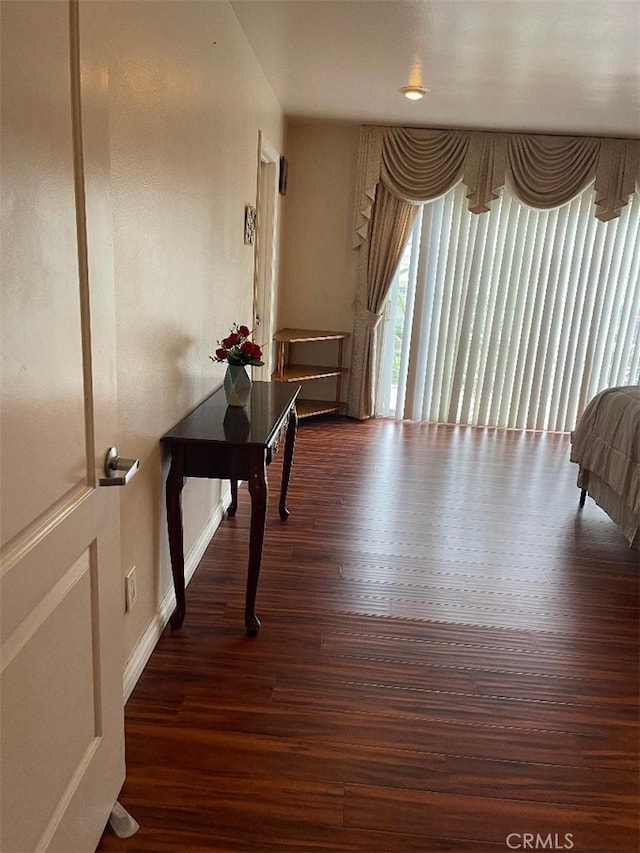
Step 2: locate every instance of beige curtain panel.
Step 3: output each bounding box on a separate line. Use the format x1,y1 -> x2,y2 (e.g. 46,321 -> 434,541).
348,125 -> 639,420
350,185 -> 418,421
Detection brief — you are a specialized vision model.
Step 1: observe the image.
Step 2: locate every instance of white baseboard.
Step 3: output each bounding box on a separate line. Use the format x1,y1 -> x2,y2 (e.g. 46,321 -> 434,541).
123,484 -> 231,701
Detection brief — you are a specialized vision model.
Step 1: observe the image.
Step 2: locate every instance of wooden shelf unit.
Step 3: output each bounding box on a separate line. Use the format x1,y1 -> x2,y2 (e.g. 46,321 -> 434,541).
273,328 -> 349,418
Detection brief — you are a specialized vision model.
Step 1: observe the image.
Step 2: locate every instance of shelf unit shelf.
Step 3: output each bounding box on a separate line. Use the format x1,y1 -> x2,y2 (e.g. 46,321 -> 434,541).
277,364 -> 348,382
272,328 -> 350,419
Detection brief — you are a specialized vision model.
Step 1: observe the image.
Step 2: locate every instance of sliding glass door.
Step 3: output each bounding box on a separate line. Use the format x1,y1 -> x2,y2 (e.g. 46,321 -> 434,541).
377,182 -> 639,431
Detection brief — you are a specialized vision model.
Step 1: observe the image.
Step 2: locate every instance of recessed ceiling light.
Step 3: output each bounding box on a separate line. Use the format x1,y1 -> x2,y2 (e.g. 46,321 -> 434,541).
401,86 -> 428,100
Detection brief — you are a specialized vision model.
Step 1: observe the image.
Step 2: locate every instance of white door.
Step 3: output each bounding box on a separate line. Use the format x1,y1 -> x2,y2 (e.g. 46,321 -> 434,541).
253,133 -> 280,380
1,2 -> 126,850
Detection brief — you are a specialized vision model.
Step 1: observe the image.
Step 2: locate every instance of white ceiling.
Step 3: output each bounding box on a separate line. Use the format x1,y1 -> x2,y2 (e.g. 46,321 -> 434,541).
231,0 -> 640,137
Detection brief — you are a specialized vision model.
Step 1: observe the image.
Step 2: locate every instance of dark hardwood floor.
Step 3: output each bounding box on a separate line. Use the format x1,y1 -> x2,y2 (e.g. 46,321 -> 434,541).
99,417 -> 639,852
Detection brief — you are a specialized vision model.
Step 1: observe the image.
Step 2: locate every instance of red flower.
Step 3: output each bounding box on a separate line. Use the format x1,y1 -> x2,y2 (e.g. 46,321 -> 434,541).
211,323 -> 264,367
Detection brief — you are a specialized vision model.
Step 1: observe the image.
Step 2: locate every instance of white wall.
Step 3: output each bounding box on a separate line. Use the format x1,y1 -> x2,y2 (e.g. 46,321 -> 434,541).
278,120 -> 360,399
279,120 -> 359,329
101,1 -> 284,664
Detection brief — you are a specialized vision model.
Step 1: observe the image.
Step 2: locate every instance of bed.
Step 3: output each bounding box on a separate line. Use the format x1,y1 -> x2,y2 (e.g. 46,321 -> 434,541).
570,385 -> 640,549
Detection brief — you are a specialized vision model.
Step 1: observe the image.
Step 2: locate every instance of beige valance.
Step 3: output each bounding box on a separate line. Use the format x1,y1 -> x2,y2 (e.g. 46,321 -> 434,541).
353,126 -> 639,248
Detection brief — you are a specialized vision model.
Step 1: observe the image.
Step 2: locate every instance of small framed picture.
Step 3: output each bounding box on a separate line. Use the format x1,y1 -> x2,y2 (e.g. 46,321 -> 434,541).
244,204 -> 256,245
279,156 -> 288,195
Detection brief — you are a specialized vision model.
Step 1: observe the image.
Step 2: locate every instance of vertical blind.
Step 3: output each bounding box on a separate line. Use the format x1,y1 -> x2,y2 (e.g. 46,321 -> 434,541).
377,182 -> 640,431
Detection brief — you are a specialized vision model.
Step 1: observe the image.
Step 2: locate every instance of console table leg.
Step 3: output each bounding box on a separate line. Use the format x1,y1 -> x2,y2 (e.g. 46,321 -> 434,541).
227,479 -> 238,517
245,449 -> 268,635
166,448 -> 186,629
279,406 -> 298,521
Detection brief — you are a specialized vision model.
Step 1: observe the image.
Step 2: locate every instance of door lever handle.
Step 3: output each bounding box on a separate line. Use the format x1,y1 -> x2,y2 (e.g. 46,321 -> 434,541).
99,447 -> 140,486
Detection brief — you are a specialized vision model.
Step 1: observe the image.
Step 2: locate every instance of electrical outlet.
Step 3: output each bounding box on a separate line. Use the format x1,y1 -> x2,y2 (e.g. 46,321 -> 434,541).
125,566 -> 138,612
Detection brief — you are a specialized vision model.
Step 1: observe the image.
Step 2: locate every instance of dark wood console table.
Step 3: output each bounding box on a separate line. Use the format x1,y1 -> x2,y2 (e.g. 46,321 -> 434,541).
160,381 -> 300,634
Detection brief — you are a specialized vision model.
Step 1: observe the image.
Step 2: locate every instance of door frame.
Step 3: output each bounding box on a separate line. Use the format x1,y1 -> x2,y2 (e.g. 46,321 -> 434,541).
252,132 -> 280,381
